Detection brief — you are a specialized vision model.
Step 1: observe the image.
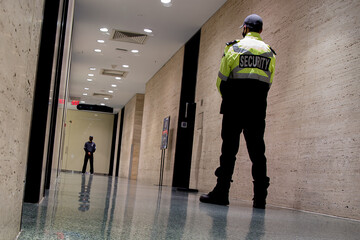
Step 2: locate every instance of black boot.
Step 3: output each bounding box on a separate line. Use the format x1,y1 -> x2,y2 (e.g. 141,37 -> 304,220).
252,178 -> 270,209
200,180 -> 231,206
199,191 -> 229,206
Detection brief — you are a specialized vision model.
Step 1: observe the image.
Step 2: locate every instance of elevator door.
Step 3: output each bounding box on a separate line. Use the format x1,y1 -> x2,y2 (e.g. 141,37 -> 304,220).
172,30 -> 201,189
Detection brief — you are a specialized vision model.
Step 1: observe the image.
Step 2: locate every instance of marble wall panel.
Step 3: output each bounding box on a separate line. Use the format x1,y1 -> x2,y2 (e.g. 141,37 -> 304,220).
190,0 -> 360,219
0,1 -> 45,239
137,47 -> 184,185
119,94 -> 144,180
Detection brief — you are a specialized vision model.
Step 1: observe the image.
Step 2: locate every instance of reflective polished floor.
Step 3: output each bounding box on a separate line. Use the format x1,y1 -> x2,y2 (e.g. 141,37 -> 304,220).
19,173 -> 360,240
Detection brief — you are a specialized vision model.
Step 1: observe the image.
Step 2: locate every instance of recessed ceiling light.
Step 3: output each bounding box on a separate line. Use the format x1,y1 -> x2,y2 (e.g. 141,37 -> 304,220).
94,49 -> 102,53
115,77 -> 121,80
100,27 -> 108,32
108,90 -> 114,93
131,49 -> 139,53
104,97 -> 109,100
88,73 -> 94,77
84,87 -> 89,90
100,103 -> 105,106
161,0 -> 172,7
111,84 -> 117,87
83,93 -> 88,96
80,101 -> 85,103
144,28 -> 152,33
122,64 -> 129,68
97,40 -> 105,43
90,67 -> 96,71
87,79 -> 93,82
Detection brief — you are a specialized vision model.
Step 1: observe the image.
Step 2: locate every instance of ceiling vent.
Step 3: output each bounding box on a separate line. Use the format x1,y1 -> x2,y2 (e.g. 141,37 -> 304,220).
93,93 -> 113,98
115,48 -> 128,52
70,96 -> 81,101
111,29 -> 148,44
101,69 -> 128,78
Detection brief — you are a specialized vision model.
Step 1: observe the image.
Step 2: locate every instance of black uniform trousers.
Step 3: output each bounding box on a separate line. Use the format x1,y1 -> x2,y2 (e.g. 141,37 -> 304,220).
215,78 -> 270,196
82,152 -> 94,174
217,113 -> 268,183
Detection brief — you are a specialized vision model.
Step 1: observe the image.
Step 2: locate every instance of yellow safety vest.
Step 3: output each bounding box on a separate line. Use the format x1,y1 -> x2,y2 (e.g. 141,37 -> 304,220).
216,32 -> 276,94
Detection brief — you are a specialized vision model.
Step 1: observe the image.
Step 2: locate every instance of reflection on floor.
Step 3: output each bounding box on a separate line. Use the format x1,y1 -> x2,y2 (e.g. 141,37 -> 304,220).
19,173 -> 359,240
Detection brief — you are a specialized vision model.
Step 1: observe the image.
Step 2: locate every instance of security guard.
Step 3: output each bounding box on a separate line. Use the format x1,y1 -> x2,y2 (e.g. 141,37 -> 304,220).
82,136 -> 96,174
200,14 -> 276,209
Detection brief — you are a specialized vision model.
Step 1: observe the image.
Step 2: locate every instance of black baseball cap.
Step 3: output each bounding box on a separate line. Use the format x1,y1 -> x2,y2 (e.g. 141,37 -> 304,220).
239,14 -> 263,30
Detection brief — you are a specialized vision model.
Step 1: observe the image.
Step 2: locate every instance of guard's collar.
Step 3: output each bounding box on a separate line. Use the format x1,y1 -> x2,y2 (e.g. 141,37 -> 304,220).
245,32 -> 262,41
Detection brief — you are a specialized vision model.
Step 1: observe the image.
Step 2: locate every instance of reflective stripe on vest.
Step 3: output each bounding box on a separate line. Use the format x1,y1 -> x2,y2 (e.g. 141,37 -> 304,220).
218,71 -> 228,81
230,45 -> 274,84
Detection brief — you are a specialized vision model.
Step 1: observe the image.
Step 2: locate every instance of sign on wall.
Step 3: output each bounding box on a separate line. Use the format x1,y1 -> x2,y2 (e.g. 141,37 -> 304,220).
160,116 -> 170,150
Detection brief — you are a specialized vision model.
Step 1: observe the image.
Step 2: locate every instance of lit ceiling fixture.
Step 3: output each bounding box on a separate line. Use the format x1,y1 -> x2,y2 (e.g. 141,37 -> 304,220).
144,28 -> 152,33
88,73 -> 94,77
97,40 -> 105,43
115,77 -> 121,80
131,49 -> 139,53
100,103 -> 105,106
87,79 -> 93,82
104,97 -> 109,100
161,0 -> 172,7
111,84 -> 117,87
108,90 -> 114,93
90,67 -> 96,71
94,49 -> 102,53
122,64 -> 129,68
83,93 -> 88,96
80,101 -> 85,104
84,87 -> 89,90
100,27 -> 109,32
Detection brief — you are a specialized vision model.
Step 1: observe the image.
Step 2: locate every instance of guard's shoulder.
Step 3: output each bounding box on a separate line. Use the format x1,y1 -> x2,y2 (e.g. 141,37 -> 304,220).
226,40 -> 238,46
268,45 -> 277,55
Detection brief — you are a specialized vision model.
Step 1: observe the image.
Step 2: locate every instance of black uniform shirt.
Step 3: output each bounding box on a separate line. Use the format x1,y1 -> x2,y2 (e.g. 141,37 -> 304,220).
84,141 -> 96,153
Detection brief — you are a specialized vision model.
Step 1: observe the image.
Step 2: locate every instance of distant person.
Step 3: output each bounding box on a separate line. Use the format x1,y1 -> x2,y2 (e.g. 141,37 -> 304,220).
82,136 -> 96,174
200,14 -> 276,209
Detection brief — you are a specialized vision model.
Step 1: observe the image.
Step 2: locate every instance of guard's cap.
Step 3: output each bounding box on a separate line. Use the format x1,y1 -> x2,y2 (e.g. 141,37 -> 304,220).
89,136 -> 93,138
239,14 -> 263,30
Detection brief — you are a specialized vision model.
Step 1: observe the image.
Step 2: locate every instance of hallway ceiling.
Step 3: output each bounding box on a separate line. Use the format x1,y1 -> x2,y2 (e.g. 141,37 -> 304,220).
68,0 -> 227,113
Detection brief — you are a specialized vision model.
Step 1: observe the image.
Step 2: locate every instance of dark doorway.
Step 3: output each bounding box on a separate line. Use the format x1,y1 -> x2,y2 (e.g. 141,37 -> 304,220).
115,107 -> 125,177
172,30 -> 201,189
108,113 -> 119,176
24,0 -> 69,203
44,0 -> 70,192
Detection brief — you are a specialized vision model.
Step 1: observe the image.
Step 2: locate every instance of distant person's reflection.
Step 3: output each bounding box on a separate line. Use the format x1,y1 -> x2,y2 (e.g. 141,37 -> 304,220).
200,203 -> 228,239
78,174 -> 93,212
245,208 -> 265,240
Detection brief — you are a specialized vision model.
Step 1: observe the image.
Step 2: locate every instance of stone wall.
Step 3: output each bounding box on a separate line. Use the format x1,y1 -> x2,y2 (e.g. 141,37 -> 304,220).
119,94 -> 144,179
0,1 -> 45,239
137,47 -> 185,185
190,0 -> 360,219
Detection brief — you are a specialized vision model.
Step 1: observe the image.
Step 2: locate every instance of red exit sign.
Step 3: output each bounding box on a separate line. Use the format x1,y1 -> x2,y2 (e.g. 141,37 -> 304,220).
71,100 -> 80,105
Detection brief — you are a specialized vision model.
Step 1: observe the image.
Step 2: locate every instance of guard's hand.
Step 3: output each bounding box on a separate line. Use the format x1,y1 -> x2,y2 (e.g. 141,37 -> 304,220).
88,152 -> 91,156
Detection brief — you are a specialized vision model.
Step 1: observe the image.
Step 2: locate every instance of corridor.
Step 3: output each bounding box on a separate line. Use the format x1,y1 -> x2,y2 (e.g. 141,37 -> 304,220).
19,173 -> 360,240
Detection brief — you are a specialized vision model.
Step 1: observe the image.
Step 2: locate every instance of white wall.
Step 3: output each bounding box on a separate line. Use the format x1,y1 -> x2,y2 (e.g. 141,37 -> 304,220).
62,110 -> 114,174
